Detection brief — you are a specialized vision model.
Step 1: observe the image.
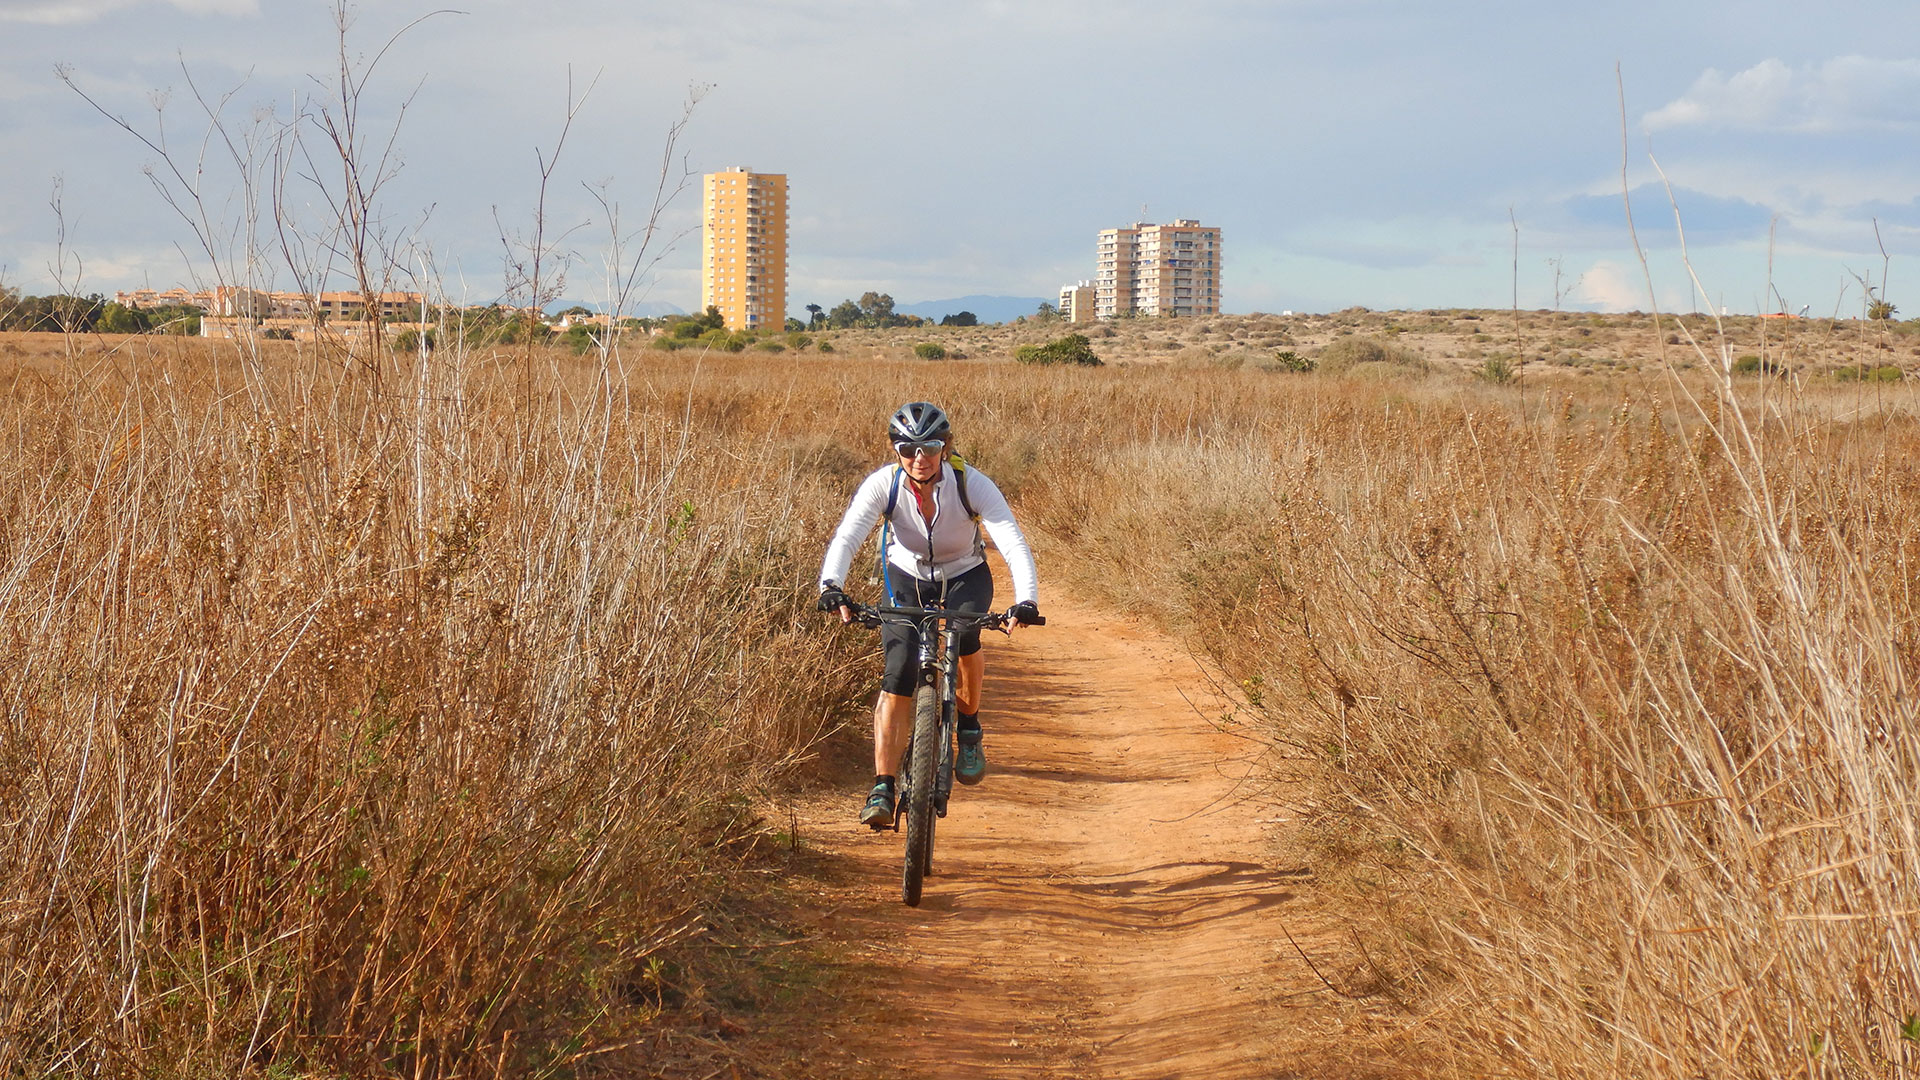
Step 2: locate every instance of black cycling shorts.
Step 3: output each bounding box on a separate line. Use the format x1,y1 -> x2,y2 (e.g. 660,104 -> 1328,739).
880,561 -> 994,697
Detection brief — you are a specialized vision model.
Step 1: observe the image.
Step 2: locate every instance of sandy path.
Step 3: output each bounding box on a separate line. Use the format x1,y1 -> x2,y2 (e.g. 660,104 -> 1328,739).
774,573 -> 1341,1079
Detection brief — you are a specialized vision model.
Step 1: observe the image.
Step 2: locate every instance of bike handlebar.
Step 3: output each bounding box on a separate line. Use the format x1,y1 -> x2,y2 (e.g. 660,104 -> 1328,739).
840,600 -> 1045,631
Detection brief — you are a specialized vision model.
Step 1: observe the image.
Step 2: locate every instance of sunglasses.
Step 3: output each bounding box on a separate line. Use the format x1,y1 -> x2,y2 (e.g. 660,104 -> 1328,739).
894,439 -> 946,458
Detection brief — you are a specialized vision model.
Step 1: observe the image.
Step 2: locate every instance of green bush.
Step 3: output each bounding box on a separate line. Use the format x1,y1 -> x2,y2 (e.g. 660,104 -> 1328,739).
1013,333 -> 1102,366
1263,349 -> 1315,373
394,327 -> 437,353
785,332 -> 812,350
1315,336 -> 1427,374
755,341 -> 786,353
1732,354 -> 1785,376
492,318 -> 551,346
147,305 -> 202,335
913,342 -> 947,360
562,324 -> 598,354
816,340 -> 834,354
97,302 -> 144,335
1476,354 -> 1516,384
697,328 -> 750,353
1833,363 -> 1903,382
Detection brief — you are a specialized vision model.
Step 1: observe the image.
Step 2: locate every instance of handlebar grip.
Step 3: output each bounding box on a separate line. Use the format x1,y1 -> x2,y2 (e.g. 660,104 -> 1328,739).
1027,614 -> 1047,626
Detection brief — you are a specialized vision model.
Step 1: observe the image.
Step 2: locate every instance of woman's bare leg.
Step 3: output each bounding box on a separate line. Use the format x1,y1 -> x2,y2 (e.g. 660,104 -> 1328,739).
957,651 -> 983,715
874,691 -> 913,775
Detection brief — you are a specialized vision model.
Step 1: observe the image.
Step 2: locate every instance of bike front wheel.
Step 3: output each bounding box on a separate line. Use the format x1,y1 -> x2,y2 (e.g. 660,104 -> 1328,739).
902,681 -> 940,906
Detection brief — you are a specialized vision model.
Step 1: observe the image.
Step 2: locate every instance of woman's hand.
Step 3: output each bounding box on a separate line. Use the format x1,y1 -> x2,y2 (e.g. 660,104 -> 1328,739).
818,585 -> 853,623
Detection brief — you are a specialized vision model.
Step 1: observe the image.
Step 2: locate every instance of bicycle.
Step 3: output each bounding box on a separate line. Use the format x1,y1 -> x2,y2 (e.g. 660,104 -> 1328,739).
842,599 -> 1044,906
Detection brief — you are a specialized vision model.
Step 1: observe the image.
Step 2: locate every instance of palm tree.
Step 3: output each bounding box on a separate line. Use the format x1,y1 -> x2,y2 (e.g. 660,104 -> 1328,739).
806,303 -> 823,329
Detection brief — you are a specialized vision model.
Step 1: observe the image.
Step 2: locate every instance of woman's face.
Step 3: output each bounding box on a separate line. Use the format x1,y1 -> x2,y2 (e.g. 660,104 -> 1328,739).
897,439 -> 946,484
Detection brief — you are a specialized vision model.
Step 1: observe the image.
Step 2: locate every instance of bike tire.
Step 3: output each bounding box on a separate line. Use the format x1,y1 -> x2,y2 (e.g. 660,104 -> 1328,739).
923,695 -> 954,880
902,682 -> 940,906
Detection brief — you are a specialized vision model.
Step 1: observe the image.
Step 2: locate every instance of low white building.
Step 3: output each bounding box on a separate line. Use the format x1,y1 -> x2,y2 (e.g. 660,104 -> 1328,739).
1058,281 -> 1096,324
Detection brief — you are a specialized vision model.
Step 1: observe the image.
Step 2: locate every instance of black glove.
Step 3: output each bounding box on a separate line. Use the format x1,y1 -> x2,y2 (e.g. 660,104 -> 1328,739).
817,585 -> 851,613
1008,600 -> 1042,626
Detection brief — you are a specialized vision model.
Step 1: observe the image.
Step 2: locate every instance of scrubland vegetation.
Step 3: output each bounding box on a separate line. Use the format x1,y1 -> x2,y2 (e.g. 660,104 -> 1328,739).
0,332 -> 873,1075
4,308 -> 1920,1077
968,324 -> 1920,1079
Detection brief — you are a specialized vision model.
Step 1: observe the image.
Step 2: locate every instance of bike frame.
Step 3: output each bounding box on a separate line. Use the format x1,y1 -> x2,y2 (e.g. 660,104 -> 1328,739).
848,601 -> 1010,905
857,605 -> 1003,783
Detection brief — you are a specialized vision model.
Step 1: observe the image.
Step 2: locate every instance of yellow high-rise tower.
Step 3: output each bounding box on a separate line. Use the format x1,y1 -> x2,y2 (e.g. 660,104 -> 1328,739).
701,167 -> 788,332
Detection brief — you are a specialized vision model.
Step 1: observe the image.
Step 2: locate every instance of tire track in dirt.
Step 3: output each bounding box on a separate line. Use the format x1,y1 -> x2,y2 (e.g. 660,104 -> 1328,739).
776,564 -> 1345,1079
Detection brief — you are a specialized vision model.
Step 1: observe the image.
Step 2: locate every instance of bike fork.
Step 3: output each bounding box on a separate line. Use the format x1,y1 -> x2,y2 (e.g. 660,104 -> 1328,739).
935,644 -> 958,815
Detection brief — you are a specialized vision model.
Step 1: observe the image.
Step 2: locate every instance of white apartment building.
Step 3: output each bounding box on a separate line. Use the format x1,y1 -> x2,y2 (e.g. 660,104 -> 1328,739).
1093,220 -> 1222,318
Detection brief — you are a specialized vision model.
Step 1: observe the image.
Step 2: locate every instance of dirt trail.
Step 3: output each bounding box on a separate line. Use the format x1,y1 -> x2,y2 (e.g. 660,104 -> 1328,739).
776,572 -> 1345,1079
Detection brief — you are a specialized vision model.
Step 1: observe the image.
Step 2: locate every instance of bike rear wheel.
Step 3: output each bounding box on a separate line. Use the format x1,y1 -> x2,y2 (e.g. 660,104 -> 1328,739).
902,681 -> 940,906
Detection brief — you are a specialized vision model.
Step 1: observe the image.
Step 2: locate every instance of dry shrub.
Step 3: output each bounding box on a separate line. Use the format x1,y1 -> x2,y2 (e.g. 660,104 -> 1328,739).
1169,346 -> 1222,369
0,341 -> 866,1076
1316,335 -> 1428,374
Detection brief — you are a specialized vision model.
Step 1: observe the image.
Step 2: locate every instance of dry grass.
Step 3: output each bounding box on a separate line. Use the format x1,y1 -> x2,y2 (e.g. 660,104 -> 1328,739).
0,332 -> 871,1076
7,312 -> 1920,1077
1001,357 -> 1920,1077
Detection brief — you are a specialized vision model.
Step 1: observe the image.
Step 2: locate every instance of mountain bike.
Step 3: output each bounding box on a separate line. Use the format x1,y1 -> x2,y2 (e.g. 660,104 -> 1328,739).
844,600 -> 1043,906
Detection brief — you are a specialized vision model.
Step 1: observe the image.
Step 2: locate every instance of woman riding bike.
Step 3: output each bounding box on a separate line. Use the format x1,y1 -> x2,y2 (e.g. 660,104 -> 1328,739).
818,401 -> 1042,828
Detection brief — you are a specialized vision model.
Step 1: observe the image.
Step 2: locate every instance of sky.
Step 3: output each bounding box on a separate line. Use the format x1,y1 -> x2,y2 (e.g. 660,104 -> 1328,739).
4,0 -> 1920,317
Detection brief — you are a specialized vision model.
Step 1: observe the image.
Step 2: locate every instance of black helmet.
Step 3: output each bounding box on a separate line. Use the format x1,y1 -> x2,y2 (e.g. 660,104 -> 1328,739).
888,401 -> 951,445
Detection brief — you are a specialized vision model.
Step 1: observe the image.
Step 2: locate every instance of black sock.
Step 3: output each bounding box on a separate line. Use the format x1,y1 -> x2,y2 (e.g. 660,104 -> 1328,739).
958,712 -> 980,734
874,773 -> 896,792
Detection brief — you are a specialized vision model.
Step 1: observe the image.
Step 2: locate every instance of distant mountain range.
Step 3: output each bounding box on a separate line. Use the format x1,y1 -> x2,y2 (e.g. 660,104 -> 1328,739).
894,295 -> 1050,324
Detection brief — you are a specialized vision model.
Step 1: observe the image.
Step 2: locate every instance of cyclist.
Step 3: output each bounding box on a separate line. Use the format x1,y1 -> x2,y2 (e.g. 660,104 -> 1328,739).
818,401 -> 1042,828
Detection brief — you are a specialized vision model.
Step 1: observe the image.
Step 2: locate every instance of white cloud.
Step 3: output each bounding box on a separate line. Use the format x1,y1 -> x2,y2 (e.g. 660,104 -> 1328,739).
1645,56 -> 1920,133
0,0 -> 254,23
1575,261 -> 1646,313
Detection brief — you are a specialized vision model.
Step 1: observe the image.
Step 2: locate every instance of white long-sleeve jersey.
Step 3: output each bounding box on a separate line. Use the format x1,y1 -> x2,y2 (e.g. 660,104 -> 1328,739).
819,461 -> 1039,604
